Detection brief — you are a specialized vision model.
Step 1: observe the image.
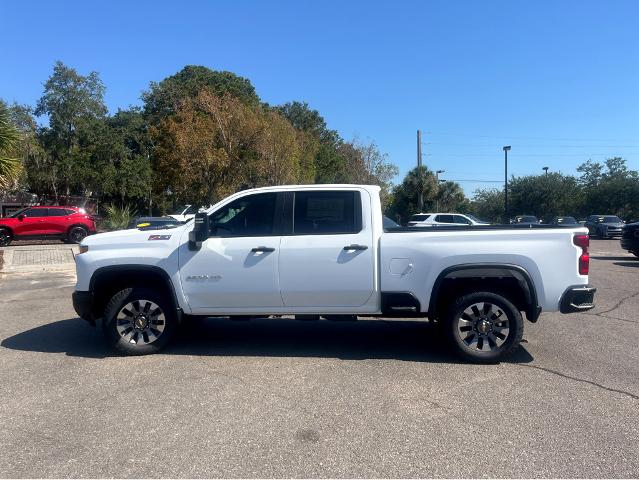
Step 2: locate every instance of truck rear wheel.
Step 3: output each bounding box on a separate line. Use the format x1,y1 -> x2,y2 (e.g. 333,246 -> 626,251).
444,291 -> 524,363
103,287 -> 177,355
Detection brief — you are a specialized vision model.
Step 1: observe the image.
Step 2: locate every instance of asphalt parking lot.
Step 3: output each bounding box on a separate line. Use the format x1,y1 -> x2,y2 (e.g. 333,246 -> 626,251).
0,239 -> 638,478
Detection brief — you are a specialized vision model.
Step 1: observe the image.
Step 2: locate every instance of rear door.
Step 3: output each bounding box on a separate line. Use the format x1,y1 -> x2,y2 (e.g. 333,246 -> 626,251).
278,189 -> 374,308
45,208 -> 72,234
434,214 -> 455,226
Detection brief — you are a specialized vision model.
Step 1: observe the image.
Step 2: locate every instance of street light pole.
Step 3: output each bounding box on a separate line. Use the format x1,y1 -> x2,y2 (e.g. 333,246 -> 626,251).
543,166 -> 549,175
503,146 -> 511,223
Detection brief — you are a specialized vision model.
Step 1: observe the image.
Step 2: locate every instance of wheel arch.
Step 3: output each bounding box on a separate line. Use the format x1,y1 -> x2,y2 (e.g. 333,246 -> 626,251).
428,263 -> 541,322
89,265 -> 182,322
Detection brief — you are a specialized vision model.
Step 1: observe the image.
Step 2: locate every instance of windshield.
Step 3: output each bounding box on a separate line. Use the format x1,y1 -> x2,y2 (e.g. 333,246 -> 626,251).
556,217 -> 577,224
598,216 -> 622,223
466,214 -> 487,223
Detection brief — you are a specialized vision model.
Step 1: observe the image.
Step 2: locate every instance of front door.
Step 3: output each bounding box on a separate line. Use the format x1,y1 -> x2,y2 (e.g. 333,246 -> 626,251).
14,208 -> 49,235
179,192 -> 283,312
278,190 -> 375,308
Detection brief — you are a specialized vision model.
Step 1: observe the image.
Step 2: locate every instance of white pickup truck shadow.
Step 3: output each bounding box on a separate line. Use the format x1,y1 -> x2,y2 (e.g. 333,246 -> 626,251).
1,316 -> 534,364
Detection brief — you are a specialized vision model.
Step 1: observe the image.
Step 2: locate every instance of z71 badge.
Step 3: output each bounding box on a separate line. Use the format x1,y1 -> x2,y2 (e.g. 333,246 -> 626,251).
148,235 -> 172,241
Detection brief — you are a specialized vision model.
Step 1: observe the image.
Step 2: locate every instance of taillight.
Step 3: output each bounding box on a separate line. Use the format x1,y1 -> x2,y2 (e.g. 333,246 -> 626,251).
573,234 -> 589,275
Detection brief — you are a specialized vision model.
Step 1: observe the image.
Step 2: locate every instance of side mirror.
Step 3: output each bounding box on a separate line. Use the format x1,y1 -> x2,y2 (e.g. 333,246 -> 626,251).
188,212 -> 209,251
18,214 -> 25,221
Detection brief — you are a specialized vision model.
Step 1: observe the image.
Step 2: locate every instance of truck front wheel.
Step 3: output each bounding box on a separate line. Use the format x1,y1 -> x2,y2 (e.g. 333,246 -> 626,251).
103,287 -> 177,355
444,291 -> 524,363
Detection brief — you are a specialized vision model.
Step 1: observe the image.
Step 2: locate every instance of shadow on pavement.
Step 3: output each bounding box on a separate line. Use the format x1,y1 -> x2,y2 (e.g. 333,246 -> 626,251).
614,261 -> 639,268
1,316 -> 534,364
591,256 -> 638,261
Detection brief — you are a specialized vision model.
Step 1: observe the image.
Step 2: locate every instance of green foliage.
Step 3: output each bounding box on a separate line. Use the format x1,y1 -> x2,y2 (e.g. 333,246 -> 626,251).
0,101 -> 23,189
469,188 -> 505,223
142,65 -> 259,122
471,158 -> 639,223
102,203 -> 137,231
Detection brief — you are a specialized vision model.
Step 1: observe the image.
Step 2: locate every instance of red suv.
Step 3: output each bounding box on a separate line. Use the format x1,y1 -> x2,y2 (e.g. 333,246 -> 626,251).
0,206 -> 96,246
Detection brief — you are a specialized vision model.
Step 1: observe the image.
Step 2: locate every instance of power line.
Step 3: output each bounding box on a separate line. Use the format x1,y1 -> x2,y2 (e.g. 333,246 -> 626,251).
427,142 -> 639,148
426,131 -> 639,142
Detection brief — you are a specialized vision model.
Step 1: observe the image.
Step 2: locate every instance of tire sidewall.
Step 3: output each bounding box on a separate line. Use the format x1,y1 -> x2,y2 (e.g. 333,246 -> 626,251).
444,291 -> 523,363
68,226 -> 88,244
103,287 -> 177,355
0,228 -> 12,246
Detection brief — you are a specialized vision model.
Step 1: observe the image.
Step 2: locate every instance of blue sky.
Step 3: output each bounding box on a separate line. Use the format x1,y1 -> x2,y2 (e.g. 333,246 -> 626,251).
3,0 -> 638,195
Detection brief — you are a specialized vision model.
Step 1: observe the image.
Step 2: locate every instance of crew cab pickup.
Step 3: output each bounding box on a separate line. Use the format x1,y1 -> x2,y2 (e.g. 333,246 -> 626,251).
73,185 -> 596,362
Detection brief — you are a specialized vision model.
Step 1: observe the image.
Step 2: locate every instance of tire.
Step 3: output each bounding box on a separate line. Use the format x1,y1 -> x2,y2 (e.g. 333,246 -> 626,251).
68,226 -> 88,244
102,287 -> 177,355
0,228 -> 12,247
443,291 -> 524,363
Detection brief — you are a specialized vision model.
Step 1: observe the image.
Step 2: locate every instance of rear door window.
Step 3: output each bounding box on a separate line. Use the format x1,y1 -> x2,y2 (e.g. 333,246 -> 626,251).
435,214 -> 454,223
49,208 -> 70,217
293,191 -> 360,235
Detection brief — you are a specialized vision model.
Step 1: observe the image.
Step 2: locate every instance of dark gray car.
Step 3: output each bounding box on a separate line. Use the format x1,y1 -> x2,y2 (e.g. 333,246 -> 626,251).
584,215 -> 625,239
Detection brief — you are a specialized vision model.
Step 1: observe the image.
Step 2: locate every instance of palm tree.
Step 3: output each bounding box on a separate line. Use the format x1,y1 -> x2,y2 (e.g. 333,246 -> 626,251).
0,103 -> 22,190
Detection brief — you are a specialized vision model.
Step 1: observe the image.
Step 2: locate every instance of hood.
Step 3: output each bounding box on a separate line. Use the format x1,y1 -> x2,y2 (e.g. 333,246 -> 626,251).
83,225 -> 189,247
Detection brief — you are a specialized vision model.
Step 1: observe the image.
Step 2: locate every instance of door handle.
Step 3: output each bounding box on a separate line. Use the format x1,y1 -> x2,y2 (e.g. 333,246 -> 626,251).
251,246 -> 275,253
343,244 -> 368,251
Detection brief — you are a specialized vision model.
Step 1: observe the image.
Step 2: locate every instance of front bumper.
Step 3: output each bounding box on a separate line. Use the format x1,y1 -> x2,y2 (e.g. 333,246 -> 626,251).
72,291 -> 96,325
560,285 -> 596,313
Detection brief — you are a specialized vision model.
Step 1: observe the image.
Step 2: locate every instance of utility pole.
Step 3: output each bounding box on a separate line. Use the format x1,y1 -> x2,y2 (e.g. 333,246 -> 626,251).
417,130 -> 423,211
503,146 -> 511,223
435,170 -> 445,211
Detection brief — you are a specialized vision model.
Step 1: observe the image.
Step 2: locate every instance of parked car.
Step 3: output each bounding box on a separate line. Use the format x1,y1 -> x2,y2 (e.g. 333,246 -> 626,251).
584,215 -> 625,239
73,184 -> 594,363
129,216 -> 184,230
407,213 -> 490,227
511,215 -> 541,225
621,222 -> 639,257
168,205 -> 210,223
0,206 -> 96,246
548,216 -> 580,226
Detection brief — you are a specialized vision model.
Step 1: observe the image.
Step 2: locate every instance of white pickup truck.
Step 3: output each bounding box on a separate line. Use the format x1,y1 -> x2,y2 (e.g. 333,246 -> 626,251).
73,184 -> 596,362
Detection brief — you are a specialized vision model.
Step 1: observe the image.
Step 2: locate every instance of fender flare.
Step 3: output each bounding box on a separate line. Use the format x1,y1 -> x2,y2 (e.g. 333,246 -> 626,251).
89,265 -> 182,320
428,263 -> 541,322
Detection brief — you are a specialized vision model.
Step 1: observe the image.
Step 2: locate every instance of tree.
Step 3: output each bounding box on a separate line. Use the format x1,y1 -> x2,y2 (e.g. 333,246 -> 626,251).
338,139 -> 398,206
0,101 -> 22,190
34,61 -> 107,200
152,90 -> 262,207
508,173 -> 583,220
254,110 -> 302,186
470,188 -> 505,223
437,181 -> 467,212
276,101 -> 348,183
143,66 -> 259,122
386,166 -> 440,223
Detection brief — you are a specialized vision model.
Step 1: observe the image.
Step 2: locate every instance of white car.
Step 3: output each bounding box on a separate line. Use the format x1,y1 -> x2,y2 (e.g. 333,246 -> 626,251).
407,213 -> 490,227
73,184 -> 595,362
168,205 -> 210,223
